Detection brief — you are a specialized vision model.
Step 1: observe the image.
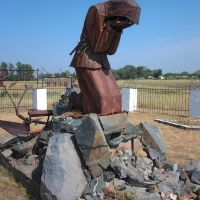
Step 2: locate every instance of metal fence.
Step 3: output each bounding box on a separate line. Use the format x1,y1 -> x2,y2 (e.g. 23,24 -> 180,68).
118,79 -> 200,117
0,69 -> 74,112
0,69 -> 200,116
134,85 -> 190,116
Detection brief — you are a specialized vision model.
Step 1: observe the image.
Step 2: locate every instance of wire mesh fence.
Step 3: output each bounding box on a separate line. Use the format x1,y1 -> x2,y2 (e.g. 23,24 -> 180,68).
0,70 -> 73,112
0,69 -> 199,116
118,79 -> 200,117
134,85 -> 190,116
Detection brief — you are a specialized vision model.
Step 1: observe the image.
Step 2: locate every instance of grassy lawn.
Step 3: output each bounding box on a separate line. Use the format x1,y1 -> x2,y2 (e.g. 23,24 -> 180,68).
0,165 -> 28,200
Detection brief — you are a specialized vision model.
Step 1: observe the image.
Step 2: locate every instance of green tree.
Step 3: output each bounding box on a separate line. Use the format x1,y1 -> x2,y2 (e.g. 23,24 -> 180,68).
193,70 -> 200,78
16,62 -> 34,80
61,70 -> 71,77
0,62 -> 8,70
152,69 -> 162,78
136,66 -> 152,78
8,63 -> 16,80
121,65 -> 137,79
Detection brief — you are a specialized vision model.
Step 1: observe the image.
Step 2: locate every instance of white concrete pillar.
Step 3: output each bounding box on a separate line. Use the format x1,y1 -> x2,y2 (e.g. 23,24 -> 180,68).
32,88 -> 47,110
190,89 -> 200,118
122,88 -> 137,112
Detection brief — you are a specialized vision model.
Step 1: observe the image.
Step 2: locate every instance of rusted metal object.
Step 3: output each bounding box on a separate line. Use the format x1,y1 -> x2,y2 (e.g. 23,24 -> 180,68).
1,83 -> 49,133
70,0 -> 140,115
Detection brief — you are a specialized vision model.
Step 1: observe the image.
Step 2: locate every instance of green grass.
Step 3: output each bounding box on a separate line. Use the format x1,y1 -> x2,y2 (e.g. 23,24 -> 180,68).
117,79 -> 193,88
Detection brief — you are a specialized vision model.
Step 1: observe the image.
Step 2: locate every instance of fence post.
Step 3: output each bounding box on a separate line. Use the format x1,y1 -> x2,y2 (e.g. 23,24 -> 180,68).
189,89 -> 200,118
36,68 -> 39,88
122,88 -> 137,112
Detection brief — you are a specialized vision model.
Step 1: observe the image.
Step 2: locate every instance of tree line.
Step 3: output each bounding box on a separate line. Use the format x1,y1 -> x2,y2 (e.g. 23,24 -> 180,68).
0,61 -> 73,81
1,61 -> 199,81
113,65 -> 200,80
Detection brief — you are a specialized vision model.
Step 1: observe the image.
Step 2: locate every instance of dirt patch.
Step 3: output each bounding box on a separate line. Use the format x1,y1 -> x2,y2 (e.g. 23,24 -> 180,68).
128,112 -> 200,166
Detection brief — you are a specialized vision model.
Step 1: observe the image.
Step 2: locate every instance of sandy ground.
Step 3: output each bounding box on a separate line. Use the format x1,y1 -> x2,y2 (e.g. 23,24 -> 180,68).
0,111 -> 200,199
128,112 -> 200,166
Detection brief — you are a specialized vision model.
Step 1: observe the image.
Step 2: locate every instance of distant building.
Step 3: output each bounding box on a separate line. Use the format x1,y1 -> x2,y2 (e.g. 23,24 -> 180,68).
147,76 -> 153,79
158,75 -> 165,80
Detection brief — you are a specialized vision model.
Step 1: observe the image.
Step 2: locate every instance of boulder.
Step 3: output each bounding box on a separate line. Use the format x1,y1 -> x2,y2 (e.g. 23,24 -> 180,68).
53,116 -> 82,133
83,176 -> 107,200
106,132 -> 123,147
191,169 -> 200,185
185,160 -> 200,173
40,133 -> 87,200
147,147 -> 167,168
98,112 -> 127,135
158,171 -> 180,196
140,122 -> 167,153
75,113 -> 110,177
122,122 -> 141,141
111,157 -> 155,187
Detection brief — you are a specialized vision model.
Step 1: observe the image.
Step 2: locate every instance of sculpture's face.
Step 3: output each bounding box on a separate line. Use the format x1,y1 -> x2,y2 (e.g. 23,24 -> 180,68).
107,0 -> 141,25
108,16 -> 134,30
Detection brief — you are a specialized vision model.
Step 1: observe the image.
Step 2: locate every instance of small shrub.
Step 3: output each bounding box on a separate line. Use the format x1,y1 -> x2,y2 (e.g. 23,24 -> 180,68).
115,189 -> 138,200
0,91 -> 7,97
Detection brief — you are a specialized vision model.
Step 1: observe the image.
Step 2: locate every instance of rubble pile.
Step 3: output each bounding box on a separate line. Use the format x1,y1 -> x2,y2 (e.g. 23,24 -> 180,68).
1,109 -> 200,200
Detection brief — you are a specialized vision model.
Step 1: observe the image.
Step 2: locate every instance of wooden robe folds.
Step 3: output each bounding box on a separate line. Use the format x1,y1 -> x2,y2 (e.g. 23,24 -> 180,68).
70,0 -> 141,115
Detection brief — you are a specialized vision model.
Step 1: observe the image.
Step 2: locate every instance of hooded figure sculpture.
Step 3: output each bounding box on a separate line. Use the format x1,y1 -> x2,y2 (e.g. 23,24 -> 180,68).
70,0 -> 141,115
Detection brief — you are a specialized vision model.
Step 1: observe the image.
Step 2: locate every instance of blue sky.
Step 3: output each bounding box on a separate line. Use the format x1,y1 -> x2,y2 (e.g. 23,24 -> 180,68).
0,0 -> 200,73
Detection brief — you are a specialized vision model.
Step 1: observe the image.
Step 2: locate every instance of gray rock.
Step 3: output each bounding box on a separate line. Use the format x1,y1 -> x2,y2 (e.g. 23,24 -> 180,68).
122,122 -> 141,141
151,168 -> 165,182
1,149 -> 12,157
103,170 -> 116,182
191,169 -> 200,185
111,158 -> 128,179
11,140 -> 34,159
83,176 -> 107,199
40,133 -> 87,200
136,157 -> 153,172
0,134 -> 18,150
107,132 -> 123,147
185,171 -> 200,192
95,176 -> 107,198
59,118 -> 82,132
158,171 -> 180,196
140,122 -> 167,153
163,162 -> 174,171
53,116 -> 82,133
179,168 -> 187,181
75,113 -> 110,177
111,157 -> 154,187
32,131 -> 53,155
98,112 -> 127,135
83,178 -> 98,198
185,160 -> 200,172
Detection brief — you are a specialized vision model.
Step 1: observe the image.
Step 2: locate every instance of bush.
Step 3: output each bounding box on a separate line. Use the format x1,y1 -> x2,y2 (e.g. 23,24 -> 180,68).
115,189 -> 138,200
